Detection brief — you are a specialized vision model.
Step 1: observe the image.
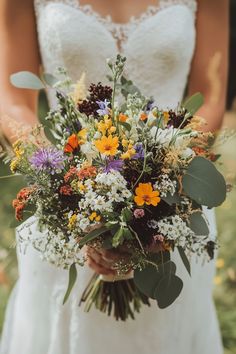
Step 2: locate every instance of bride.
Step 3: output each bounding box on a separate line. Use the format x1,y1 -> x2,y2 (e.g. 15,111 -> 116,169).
0,0 -> 229,353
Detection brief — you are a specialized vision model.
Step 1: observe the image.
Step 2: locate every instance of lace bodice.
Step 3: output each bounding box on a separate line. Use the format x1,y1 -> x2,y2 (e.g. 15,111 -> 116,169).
34,0 -> 197,108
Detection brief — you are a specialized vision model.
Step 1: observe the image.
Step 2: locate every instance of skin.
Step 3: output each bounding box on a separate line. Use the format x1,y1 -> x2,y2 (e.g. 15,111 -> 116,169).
0,0 -> 229,275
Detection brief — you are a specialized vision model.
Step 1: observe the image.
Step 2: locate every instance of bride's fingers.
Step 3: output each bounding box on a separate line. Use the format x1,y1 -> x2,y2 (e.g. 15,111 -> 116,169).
100,248 -> 130,262
87,256 -> 116,276
87,248 -> 114,269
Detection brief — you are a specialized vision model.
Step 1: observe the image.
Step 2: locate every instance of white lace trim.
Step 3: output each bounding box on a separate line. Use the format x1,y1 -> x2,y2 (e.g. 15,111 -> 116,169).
34,0 -> 197,50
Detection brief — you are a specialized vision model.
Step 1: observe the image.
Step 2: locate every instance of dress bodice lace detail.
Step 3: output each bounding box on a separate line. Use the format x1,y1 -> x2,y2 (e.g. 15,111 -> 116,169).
34,0 -> 197,50
34,0 -> 197,109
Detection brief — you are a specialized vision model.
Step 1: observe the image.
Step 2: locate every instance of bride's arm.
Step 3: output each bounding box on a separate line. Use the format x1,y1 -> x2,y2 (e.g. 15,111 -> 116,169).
188,0 -> 229,132
0,0 -> 41,142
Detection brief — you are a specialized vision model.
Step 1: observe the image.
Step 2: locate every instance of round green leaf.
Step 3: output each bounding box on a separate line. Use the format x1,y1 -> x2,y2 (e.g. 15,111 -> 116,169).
10,71 -> 45,90
134,264 -> 162,299
154,274 -> 183,308
189,212 -> 209,236
182,156 -> 226,208
42,73 -> 58,87
134,260 -> 176,299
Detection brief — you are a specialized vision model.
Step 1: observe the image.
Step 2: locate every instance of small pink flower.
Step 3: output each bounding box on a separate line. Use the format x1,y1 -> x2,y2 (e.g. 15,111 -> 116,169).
153,234 -> 164,243
133,209 -> 145,218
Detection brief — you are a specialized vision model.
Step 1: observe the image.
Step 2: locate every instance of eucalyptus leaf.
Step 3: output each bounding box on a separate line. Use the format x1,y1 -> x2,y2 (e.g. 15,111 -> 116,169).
63,263 -> 77,304
42,73 -> 59,87
120,75 -> 141,98
162,192 -> 181,205
79,225 -> 108,247
102,236 -> 113,249
154,274 -> 183,308
134,264 -> 162,298
134,259 -> 176,299
177,247 -> 191,276
183,92 -> 204,115
10,71 -> 45,90
119,121 -> 131,131
147,251 -> 171,265
182,156 -> 226,208
44,127 -> 57,145
189,212 -> 209,236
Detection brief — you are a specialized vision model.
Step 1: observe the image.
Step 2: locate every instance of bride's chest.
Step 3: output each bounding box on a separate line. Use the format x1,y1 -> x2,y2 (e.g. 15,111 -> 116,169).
34,0 -> 197,66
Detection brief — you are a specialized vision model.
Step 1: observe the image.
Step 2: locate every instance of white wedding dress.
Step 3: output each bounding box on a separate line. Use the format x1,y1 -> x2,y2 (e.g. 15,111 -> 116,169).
0,0 -> 223,353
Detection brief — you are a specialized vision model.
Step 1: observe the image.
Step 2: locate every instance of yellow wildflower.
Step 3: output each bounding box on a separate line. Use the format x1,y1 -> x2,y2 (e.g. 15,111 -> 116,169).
122,139 -> 128,148
89,212 -> 101,222
77,182 -> 87,192
121,147 -> 136,160
109,126 -> 117,133
77,128 -> 87,145
97,117 -> 112,135
10,158 -> 19,173
94,135 -> 119,156
13,140 -> 24,157
68,214 -> 77,229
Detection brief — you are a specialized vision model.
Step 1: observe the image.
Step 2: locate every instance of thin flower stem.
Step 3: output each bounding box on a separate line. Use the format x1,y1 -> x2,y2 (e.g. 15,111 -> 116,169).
0,174 -> 21,179
133,140 -> 147,188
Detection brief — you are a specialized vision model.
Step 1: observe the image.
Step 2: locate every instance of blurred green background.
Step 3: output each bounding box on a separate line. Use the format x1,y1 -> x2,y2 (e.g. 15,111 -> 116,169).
1,1 -> 236,352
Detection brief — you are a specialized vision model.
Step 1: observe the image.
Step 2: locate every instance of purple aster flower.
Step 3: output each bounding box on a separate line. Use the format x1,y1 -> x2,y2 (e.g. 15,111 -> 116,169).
146,99 -> 155,112
96,99 -> 110,116
29,147 -> 66,174
132,143 -> 145,160
104,158 -> 124,173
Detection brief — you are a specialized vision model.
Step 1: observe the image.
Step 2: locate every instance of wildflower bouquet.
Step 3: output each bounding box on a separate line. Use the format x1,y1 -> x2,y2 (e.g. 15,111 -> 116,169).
8,55 -> 227,321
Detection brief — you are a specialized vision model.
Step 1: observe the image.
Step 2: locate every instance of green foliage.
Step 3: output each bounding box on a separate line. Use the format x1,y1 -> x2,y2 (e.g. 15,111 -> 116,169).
10,71 -> 45,90
183,156 -> 227,208
63,263 -> 77,304
134,258 -> 183,308
79,225 -> 108,247
183,92 -> 204,115
189,212 -> 209,236
177,246 -> 191,276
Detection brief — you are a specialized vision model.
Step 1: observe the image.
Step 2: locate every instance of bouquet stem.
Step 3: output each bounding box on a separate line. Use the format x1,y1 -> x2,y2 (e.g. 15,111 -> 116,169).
79,273 -> 150,321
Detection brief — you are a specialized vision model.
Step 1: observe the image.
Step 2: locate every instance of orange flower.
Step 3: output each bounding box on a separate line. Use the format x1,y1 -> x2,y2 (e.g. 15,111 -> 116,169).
140,112 -> 148,121
64,134 -> 79,153
119,113 -> 128,122
134,183 -> 161,206
94,135 -> 119,156
163,111 -> 170,124
77,166 -> 97,180
192,146 -> 206,156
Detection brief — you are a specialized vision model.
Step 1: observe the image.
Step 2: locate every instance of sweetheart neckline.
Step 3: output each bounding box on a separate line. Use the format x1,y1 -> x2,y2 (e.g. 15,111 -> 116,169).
35,0 -> 197,51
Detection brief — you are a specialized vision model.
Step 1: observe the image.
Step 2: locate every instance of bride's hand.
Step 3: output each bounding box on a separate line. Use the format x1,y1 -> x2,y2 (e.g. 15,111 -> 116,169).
85,246 -> 130,276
